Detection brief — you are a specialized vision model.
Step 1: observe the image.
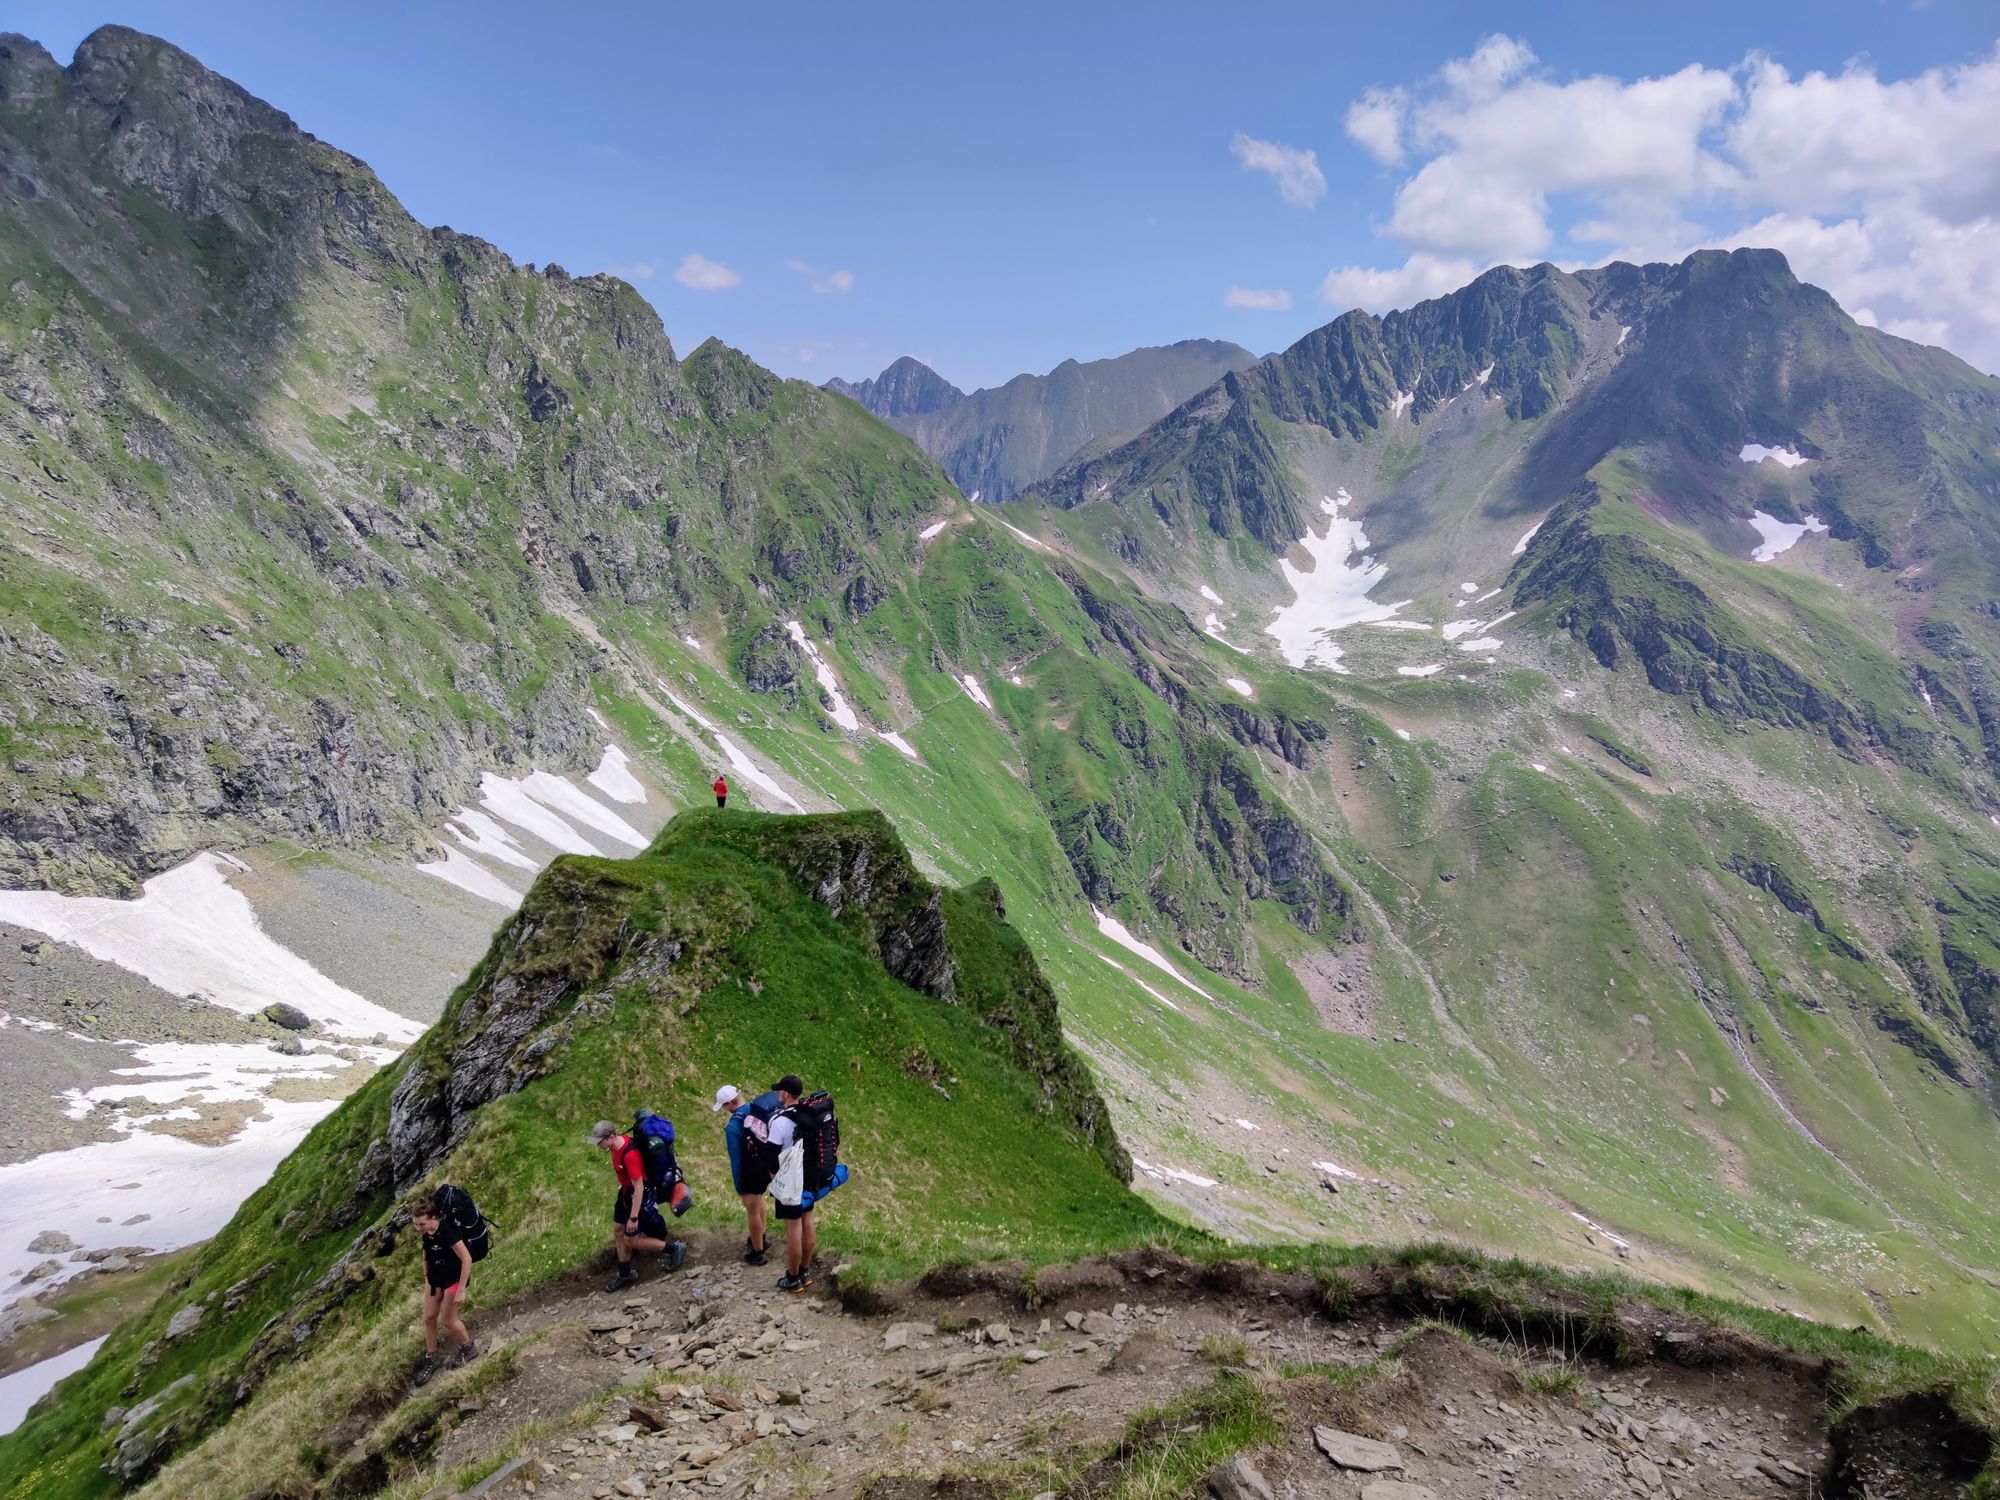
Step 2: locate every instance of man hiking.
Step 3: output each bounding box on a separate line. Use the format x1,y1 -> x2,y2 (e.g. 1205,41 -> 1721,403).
591,1119 -> 688,1291
409,1193 -> 478,1384
765,1075 -> 836,1292
712,773 -> 728,809
713,1083 -> 779,1265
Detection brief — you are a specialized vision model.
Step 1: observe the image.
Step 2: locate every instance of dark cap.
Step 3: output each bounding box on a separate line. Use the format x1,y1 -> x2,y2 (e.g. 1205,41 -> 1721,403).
775,1074 -> 805,1097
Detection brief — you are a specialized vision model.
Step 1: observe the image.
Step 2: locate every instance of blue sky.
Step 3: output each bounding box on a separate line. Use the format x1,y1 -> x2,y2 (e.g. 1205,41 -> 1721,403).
15,2 -> 2000,385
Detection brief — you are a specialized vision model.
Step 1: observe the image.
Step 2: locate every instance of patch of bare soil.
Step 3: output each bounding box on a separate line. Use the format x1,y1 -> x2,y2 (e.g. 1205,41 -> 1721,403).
1290,941 -> 1376,1038
360,1238 -> 1982,1500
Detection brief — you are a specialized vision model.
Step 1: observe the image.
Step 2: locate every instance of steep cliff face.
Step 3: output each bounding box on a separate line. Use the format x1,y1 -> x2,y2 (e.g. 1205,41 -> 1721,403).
0,28 -> 949,891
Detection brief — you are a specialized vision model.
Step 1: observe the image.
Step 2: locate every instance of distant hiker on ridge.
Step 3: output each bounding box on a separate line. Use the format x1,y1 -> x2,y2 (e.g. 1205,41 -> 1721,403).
408,1186 -> 487,1384
591,1119 -> 688,1292
713,773 -> 728,809
714,1082 -> 780,1265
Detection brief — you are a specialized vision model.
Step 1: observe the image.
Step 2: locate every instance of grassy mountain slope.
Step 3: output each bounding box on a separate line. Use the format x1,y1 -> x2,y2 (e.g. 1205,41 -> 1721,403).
0,810 -> 1155,1499
827,340 -> 1255,502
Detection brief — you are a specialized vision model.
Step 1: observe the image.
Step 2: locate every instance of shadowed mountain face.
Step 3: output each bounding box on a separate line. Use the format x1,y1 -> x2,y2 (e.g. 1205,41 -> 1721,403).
828,339 -> 1255,502
8,32 -> 2000,1479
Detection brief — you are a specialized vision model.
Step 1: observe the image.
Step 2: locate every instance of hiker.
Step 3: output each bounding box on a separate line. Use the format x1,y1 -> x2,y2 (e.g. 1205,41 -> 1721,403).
591,1119 -> 688,1291
765,1075 -> 847,1291
713,773 -> 728,809
409,1190 -> 480,1384
714,1083 -> 780,1265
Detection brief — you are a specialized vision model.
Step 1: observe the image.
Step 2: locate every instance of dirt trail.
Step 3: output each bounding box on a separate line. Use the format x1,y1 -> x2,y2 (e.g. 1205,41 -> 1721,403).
355,1234 -> 1980,1500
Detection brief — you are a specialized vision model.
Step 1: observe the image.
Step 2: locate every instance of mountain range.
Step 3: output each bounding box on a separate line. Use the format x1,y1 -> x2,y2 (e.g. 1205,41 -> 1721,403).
2,24 -> 1999,1498
826,339 -> 1254,502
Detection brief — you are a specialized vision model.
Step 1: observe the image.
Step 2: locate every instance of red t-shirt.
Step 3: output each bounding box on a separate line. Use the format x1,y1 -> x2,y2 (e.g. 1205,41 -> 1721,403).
713,778 -> 728,795
610,1139 -> 645,1189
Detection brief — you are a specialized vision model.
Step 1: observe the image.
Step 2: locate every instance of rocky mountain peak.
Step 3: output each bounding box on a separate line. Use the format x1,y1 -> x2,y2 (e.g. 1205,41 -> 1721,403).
826,355 -> 965,418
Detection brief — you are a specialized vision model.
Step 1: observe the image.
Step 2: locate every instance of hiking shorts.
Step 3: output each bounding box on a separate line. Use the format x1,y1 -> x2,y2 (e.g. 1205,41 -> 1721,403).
773,1198 -> 812,1222
614,1185 -> 667,1239
726,1122 -> 772,1196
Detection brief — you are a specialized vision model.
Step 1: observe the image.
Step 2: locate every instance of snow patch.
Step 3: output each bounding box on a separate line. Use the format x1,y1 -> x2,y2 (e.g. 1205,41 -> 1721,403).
1198,585 -> 1225,605
1313,1159 -> 1366,1183
586,745 -> 646,805
1394,728 -> 1412,741
960,674 -> 994,711
1,1336 -> 107,1435
1131,1158 -> 1217,1189
418,845 -> 525,908
681,634 -> 702,650
1616,325 -> 1630,347
713,733 -> 803,811
1371,619 -> 1436,632
999,520 -> 1048,551
1473,587 -> 1502,605
918,519 -> 949,540
1235,1118 -> 1261,1132
660,684 -> 716,732
1511,521 -> 1542,556
1475,363 -> 1494,385
1264,492 -> 1412,671
1460,582 -> 1478,594
0,854 -> 418,1042
1224,677 -> 1253,697
877,731 -> 921,762
1569,1209 -> 1630,1251
786,621 -> 862,733
1390,389 -> 1413,418
1748,511 -> 1828,562
1095,954 -> 1182,1014
1459,637 -> 1505,652
1740,443 -> 1809,469
1397,663 -> 1444,678
1092,907 -> 1214,1000
478,772 -> 596,855
446,809 -> 538,871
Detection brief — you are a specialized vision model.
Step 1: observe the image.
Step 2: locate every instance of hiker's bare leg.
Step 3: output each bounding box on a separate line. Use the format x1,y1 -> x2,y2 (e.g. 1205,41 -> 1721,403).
440,1287 -> 470,1348
785,1217 -> 805,1276
802,1211 -> 816,1269
422,1289 -> 442,1355
741,1192 -> 766,1251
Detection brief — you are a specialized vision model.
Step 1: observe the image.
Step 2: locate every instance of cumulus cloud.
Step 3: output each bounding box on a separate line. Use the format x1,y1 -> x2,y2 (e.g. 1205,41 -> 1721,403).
787,259 -> 856,295
1323,37 -> 2000,372
675,253 -> 741,291
1224,285 -> 1294,311
1230,132 -> 1327,208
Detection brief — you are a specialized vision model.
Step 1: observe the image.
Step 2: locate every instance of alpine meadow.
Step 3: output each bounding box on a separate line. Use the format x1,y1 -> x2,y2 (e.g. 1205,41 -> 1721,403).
1,16 -> 1999,1500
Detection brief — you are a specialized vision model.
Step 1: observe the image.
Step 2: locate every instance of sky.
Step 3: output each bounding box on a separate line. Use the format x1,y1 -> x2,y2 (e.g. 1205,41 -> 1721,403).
13,2 -> 2000,388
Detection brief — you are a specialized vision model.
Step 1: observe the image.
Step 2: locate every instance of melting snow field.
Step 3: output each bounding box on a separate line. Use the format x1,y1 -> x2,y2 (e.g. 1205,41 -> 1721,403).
1390,390 -> 1414,418
417,845 -> 524,907
1,1335 -> 105,1436
1748,511 -> 1828,562
587,746 -> 646,804
999,519 -> 1048,551
1131,1158 -> 1217,1190
0,854 -> 418,1042
785,622 -> 862,733
1264,490 -> 1411,671
1740,443 -> 1809,468
1512,520 -> 1543,556
1397,663 -> 1444,678
1198,585 -> 1225,605
1092,906 -> 1213,1000
959,674 -> 994,711
1095,954 -> 1182,1013
918,519 -> 949,540
877,731 -> 921,762
1224,677 -> 1253,697
660,683 -> 802,811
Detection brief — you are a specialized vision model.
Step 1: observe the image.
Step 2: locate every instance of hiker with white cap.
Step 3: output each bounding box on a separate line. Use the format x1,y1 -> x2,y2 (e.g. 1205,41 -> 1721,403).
714,1082 -> 781,1265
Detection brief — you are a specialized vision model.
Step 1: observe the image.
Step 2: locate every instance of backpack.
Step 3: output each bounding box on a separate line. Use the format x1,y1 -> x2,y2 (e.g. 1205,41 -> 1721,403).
631,1111 -> 693,1217
431,1183 -> 491,1263
789,1091 -> 840,1195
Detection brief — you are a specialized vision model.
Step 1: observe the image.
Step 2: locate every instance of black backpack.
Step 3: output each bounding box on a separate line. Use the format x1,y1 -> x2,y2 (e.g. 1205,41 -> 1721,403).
789,1091 -> 840,1194
431,1183 -> 490,1263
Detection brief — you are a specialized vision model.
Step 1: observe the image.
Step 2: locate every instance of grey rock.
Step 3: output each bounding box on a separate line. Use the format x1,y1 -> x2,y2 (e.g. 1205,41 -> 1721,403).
1206,1455 -> 1275,1500
21,1258 -> 63,1283
164,1303 -> 204,1341
1314,1427 -> 1403,1472
262,1002 -> 311,1031
27,1229 -> 76,1254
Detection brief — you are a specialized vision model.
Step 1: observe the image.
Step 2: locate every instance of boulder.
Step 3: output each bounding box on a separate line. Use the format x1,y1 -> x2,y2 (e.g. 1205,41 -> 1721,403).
262,1002 -> 311,1031
1315,1427 -> 1403,1472
27,1229 -> 76,1254
1206,1455 -> 1275,1500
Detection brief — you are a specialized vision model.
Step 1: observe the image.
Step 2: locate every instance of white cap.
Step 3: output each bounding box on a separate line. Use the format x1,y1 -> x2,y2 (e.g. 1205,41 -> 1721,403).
711,1084 -> 741,1113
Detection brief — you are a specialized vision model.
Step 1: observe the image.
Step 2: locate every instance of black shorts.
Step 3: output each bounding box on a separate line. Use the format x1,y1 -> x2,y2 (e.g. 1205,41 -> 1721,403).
615,1185 -> 668,1238
774,1199 -> 813,1222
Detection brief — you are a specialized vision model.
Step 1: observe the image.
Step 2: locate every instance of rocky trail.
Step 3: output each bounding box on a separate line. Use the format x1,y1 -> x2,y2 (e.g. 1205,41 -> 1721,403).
319,1233 -> 1981,1500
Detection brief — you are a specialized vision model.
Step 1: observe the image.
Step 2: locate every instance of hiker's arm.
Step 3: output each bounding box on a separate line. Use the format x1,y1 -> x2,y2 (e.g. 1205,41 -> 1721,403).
453,1239 -> 473,1288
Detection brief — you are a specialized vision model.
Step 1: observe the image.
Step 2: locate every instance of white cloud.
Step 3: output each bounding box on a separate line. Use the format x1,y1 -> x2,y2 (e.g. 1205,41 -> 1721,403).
1224,285 -> 1293,311
1229,131 -> 1326,208
787,259 -> 855,295
602,262 -> 654,282
675,253 -> 741,291
1344,87 -> 1408,166
1320,254 -> 1483,312
1325,38 -> 2000,372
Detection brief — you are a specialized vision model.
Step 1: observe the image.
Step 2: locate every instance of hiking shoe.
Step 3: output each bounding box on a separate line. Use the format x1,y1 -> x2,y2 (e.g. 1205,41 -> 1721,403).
413,1353 -> 444,1388
743,1248 -> 767,1266
606,1264 -> 638,1292
448,1339 -> 480,1369
777,1269 -> 813,1293
666,1241 -> 688,1273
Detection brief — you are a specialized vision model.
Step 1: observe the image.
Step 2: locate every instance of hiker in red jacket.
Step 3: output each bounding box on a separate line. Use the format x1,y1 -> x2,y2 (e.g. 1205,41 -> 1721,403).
713,774 -> 728,809
590,1120 -> 685,1291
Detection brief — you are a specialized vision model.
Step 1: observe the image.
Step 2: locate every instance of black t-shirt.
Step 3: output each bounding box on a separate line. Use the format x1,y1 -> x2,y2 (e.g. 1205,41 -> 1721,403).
422,1222 -> 465,1289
